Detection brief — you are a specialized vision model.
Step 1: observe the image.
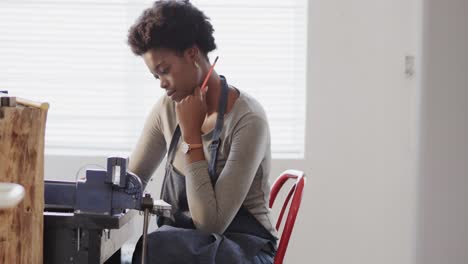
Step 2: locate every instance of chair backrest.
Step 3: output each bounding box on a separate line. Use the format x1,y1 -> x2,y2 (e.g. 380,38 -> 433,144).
269,170 -> 306,264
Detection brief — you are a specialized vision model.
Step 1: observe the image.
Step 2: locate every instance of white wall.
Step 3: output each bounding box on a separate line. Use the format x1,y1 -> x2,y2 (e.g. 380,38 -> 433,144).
416,1 -> 468,263
301,0 -> 419,263
45,0 -> 423,263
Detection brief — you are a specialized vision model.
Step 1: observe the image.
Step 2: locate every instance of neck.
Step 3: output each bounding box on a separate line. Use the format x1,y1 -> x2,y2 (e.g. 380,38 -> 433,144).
204,70 -> 222,115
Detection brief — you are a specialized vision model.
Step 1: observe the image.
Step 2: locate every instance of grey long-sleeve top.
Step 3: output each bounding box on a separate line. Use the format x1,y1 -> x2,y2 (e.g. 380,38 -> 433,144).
128,90 -> 278,237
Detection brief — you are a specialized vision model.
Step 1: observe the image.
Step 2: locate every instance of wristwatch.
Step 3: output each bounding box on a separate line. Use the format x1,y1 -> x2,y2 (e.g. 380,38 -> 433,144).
181,142 -> 203,154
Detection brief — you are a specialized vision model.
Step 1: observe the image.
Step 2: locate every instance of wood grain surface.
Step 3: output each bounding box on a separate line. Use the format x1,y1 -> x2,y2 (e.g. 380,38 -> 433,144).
0,105 -> 48,264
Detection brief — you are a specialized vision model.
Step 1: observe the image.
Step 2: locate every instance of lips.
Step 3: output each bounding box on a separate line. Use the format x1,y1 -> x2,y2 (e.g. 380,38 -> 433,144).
166,90 -> 176,97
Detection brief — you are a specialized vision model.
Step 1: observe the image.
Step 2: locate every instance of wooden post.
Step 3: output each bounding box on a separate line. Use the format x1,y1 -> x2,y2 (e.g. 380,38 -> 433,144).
0,101 -> 48,264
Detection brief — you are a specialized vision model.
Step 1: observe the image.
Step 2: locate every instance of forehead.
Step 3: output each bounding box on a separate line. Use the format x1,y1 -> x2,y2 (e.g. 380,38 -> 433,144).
143,48 -> 179,68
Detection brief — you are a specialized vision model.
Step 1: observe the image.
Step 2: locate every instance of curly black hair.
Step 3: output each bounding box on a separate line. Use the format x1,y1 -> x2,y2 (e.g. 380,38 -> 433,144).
127,0 -> 216,57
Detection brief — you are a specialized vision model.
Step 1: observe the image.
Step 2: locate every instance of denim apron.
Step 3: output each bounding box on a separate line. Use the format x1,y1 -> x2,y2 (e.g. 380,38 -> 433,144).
132,76 -> 276,264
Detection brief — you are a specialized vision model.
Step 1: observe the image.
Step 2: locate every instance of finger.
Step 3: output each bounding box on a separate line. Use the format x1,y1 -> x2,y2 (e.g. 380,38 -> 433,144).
175,99 -> 184,108
193,86 -> 201,97
201,86 -> 207,101
201,85 -> 209,94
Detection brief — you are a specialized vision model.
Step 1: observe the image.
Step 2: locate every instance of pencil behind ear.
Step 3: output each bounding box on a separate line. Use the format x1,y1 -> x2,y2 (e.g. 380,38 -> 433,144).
200,56 -> 219,93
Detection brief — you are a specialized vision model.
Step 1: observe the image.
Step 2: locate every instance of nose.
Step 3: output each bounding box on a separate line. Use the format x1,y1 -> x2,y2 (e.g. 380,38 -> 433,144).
159,79 -> 169,89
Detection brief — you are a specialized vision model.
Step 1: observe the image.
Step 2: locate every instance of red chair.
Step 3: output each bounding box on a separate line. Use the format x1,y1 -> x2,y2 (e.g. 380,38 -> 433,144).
269,170 -> 306,264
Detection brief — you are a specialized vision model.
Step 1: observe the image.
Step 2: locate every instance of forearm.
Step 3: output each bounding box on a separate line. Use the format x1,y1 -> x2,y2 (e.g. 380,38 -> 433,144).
185,161 -> 221,232
184,116 -> 269,234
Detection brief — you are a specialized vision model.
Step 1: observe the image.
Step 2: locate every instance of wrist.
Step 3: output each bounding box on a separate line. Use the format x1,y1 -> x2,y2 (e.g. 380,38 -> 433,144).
183,133 -> 202,144
181,141 -> 203,154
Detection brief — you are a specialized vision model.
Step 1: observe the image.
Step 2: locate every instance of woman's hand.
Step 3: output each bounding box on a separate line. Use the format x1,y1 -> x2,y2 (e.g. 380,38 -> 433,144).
176,86 -> 207,143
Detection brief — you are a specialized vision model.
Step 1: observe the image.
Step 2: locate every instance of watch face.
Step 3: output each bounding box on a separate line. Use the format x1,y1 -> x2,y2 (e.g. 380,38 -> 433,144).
181,142 -> 189,153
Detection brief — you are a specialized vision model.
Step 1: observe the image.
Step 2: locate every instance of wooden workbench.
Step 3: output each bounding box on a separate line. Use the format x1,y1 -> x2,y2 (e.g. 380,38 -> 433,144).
0,100 -> 48,263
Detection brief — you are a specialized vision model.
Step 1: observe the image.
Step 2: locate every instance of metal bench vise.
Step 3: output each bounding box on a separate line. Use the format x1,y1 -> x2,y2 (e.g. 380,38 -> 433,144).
44,157 -> 171,264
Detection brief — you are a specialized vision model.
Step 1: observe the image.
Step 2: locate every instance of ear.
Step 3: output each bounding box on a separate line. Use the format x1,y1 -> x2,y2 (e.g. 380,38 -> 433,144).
185,46 -> 199,61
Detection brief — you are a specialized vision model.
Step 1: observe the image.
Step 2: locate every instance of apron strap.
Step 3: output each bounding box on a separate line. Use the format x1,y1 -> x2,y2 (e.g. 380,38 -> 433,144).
167,126 -> 182,164
208,75 -> 229,184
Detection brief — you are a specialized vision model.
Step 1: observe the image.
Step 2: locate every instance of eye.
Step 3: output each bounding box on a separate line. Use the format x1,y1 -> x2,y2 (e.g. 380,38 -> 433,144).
153,74 -> 160,80
160,67 -> 169,74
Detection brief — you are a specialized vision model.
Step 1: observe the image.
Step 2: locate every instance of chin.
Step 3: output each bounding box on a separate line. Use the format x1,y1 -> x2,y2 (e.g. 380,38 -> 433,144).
170,95 -> 182,102
172,93 -> 191,102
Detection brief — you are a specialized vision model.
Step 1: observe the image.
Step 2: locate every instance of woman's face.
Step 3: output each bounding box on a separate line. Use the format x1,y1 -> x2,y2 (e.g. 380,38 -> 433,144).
142,48 -> 201,102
